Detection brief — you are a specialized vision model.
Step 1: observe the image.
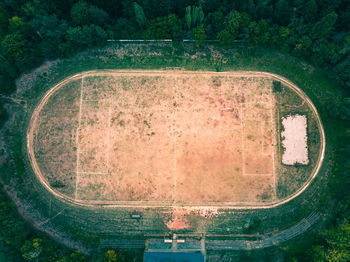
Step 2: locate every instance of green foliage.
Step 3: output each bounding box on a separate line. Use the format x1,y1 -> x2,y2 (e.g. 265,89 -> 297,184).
89,5 -> 110,26
248,19 -> 271,45
306,220 -> 350,262
0,54 -> 17,93
300,0 -> 318,23
134,2 -> 147,27
273,81 -> 282,92
217,29 -> 236,47
0,105 -> 7,127
59,25 -> 107,56
185,6 -> 191,30
330,98 -> 350,120
69,250 -> 86,262
8,16 -> 25,32
104,250 -> 118,262
192,24 -> 207,46
71,1 -> 90,26
224,10 -> 241,36
185,6 -> 204,30
0,6 -> 9,35
21,238 -> 43,261
1,32 -> 27,63
274,0 -> 292,25
243,217 -> 262,234
217,10 -> 242,47
144,14 -> 182,40
310,12 -> 338,40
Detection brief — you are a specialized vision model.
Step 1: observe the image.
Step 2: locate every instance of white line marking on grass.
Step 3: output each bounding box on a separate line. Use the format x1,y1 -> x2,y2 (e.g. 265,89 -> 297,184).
173,76 -> 178,202
240,103 -> 246,176
74,76 -> 84,200
106,104 -> 112,173
77,171 -> 109,175
262,121 -> 274,156
261,120 -> 264,156
243,173 -> 274,177
269,88 -> 277,201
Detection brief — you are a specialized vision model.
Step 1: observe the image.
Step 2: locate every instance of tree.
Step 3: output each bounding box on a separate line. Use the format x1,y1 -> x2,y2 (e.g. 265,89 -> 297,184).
333,98 -> 350,120
205,11 -> 224,39
69,250 -> 85,262
294,35 -> 313,56
248,19 -> 271,45
134,2 -> 146,27
192,24 -> 207,46
70,1 -> 90,26
274,0 -> 292,26
185,6 -> 191,30
30,14 -> 68,58
185,6 -> 204,30
89,5 -> 110,26
300,0 -> 318,23
0,104 -> 7,128
217,29 -> 236,47
1,32 -> 27,63
112,18 -> 139,39
217,10 -> 242,47
310,11 -> 338,40
8,16 -> 25,32
0,6 -> 9,35
104,250 -> 118,262
224,10 -> 241,36
21,238 -> 43,261
144,14 -> 182,40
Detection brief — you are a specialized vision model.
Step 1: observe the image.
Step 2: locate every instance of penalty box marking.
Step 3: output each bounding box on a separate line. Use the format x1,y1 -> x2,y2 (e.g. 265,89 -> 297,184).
239,84 -> 276,199
74,76 -> 112,200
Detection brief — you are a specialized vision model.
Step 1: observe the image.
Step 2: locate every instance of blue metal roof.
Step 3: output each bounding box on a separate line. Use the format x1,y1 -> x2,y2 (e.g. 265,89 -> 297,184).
144,251 -> 204,262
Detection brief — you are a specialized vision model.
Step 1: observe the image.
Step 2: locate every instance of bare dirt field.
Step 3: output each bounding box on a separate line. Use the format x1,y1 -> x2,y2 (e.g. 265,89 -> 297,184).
28,71 -> 324,207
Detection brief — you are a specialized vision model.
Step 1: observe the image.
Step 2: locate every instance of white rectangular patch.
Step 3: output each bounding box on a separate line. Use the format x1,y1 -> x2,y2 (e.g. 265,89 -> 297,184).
281,114 -> 309,165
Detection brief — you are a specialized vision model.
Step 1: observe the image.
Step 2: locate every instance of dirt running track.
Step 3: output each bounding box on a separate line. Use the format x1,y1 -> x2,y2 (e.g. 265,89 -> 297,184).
26,70 -> 326,209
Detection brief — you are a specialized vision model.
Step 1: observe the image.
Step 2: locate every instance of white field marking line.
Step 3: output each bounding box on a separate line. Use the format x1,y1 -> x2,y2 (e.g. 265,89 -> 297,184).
173,76 -> 178,202
106,104 -> 112,173
74,76 -> 84,200
239,103 -> 246,176
276,109 -> 281,163
261,120 -> 264,156
269,88 -> 277,201
243,173 -> 274,177
243,101 -> 271,105
262,121 -> 273,156
77,171 -> 109,175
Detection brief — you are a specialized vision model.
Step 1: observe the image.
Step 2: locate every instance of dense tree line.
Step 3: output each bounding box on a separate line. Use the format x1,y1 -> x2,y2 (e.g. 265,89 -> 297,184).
0,0 -> 349,261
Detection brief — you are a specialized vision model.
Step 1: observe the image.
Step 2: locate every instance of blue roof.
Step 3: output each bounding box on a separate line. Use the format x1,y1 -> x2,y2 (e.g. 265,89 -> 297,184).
144,251 -> 204,262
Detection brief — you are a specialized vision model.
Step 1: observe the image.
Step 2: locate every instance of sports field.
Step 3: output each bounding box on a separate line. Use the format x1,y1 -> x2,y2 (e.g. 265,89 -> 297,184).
27,71 -> 324,207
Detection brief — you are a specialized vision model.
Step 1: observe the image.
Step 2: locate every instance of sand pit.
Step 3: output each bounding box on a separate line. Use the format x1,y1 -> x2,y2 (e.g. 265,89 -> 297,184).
281,114 -> 309,165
